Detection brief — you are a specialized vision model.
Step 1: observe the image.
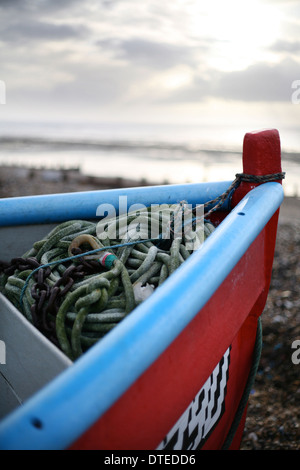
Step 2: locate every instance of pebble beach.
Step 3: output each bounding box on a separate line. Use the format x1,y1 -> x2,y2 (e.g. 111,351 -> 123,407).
0,165 -> 299,450
241,200 -> 300,450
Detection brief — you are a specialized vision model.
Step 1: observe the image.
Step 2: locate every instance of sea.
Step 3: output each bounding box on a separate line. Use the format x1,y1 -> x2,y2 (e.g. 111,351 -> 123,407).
0,120 -> 299,197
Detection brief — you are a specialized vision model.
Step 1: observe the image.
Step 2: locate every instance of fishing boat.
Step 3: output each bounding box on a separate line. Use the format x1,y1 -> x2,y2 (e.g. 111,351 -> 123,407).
0,128 -> 284,450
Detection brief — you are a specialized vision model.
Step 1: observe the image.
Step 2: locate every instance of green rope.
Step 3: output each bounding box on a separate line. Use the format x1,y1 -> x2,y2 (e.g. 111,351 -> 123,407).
2,205 -> 216,360
221,316 -> 263,450
19,236 -> 160,310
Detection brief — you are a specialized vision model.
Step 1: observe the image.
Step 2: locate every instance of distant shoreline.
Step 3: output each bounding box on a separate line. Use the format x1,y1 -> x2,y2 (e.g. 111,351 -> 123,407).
0,135 -> 299,160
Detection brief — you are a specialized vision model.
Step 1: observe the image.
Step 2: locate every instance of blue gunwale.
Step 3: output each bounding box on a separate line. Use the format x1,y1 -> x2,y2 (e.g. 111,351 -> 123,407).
0,182 -> 284,450
0,180 -> 232,226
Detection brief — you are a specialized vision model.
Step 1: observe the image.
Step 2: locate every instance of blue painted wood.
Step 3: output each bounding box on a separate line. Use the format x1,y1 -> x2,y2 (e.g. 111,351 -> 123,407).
0,181 -> 232,226
0,183 -> 284,450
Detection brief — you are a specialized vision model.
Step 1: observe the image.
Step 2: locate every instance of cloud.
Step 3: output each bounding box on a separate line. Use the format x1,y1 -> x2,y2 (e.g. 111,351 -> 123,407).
97,38 -> 200,69
270,39 -> 300,53
0,0 -> 27,9
0,0 -> 299,123
163,59 -> 300,104
1,19 -> 88,43
0,0 -> 83,12
0,0 -> 90,45
215,60 -> 300,102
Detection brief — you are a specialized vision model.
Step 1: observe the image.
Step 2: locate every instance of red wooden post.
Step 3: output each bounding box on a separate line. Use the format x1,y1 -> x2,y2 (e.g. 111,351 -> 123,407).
231,128 -> 283,207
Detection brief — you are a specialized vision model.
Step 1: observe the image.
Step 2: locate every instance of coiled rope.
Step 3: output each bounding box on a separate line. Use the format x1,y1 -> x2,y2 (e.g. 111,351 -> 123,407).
0,204 -> 215,360
0,172 -> 285,361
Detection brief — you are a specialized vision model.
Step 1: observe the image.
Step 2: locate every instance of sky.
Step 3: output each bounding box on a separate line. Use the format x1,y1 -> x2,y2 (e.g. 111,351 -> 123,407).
0,0 -> 299,133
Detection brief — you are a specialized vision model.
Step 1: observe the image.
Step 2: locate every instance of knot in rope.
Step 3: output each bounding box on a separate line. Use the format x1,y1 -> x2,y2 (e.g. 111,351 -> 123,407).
203,171 -> 286,218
